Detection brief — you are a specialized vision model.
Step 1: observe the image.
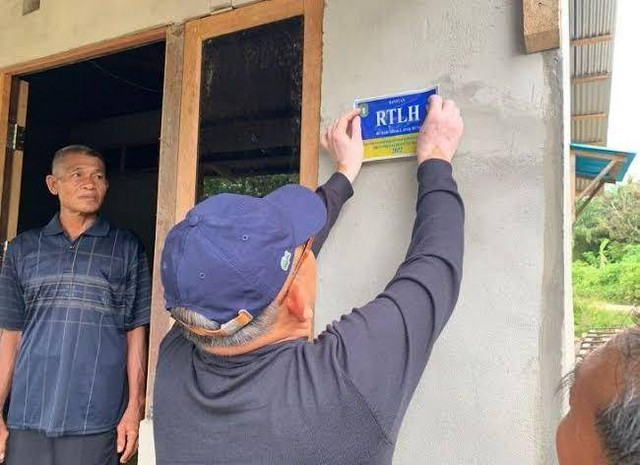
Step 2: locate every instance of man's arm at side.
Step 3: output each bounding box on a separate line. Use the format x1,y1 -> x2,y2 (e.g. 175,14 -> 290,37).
0,240 -> 26,463
0,330 -> 21,463
117,326 -> 147,464
117,238 -> 151,464
321,96 -> 465,441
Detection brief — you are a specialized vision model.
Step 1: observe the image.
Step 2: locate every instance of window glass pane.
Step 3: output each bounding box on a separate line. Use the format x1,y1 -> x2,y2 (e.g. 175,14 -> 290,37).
197,16 -> 304,201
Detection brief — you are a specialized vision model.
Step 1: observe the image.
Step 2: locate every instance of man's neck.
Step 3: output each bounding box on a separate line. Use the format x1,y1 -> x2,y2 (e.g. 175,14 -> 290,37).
59,209 -> 98,241
204,326 -> 312,357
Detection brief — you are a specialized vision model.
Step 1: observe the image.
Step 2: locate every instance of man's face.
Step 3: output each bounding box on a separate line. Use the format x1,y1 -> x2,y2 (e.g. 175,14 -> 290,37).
46,152 -> 108,215
556,344 -> 622,465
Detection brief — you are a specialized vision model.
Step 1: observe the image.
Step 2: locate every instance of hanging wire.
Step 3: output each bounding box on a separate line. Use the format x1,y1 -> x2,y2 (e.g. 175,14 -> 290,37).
87,60 -> 161,94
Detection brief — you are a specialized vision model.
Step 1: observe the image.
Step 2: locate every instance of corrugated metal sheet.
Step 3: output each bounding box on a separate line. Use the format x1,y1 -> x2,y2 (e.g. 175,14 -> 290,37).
570,0 -> 618,146
572,118 -> 609,144
571,42 -> 614,76
571,80 -> 611,114
570,0 -> 617,38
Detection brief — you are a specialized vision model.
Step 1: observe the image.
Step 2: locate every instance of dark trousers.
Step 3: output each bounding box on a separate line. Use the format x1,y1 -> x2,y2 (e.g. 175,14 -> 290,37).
5,429 -> 118,465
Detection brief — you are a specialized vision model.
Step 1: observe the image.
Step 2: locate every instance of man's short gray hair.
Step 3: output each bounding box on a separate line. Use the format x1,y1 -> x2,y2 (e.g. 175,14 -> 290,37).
595,327 -> 640,464
52,144 -> 105,175
170,301 -> 280,349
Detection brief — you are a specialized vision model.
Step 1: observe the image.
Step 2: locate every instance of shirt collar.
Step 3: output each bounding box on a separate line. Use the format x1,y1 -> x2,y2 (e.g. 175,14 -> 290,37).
43,214 -> 110,237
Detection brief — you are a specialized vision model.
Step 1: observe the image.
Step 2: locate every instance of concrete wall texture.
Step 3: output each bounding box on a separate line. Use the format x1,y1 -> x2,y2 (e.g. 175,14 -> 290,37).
0,0 -> 571,464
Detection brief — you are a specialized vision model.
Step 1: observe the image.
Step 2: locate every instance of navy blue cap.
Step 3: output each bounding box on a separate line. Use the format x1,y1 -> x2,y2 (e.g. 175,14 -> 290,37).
161,184 -> 327,327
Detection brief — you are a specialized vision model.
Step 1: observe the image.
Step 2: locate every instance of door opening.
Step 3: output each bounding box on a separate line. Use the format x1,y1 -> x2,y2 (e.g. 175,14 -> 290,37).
17,41 -> 166,267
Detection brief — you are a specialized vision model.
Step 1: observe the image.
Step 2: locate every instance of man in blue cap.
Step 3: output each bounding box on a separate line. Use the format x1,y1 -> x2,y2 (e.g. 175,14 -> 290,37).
154,95 -> 464,464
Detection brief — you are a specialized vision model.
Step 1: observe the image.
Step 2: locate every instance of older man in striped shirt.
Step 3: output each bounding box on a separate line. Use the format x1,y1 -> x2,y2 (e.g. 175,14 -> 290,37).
0,145 -> 150,465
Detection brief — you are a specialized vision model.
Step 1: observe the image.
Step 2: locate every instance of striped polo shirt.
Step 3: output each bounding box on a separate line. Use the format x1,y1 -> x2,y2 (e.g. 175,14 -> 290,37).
0,215 -> 151,437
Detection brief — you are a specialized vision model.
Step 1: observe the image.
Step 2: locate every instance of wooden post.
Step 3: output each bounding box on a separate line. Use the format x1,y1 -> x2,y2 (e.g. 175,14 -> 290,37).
299,0 -> 324,190
145,24 -> 185,419
577,160 -> 617,203
0,74 -> 11,240
6,80 -> 29,240
523,0 -> 560,53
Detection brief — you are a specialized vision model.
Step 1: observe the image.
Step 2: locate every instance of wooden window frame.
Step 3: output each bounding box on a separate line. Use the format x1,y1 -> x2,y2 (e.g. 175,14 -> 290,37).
175,0 -> 325,221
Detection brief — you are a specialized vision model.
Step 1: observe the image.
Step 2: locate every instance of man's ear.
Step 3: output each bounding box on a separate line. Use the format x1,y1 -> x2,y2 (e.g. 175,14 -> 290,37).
283,281 -> 312,323
45,175 -> 58,196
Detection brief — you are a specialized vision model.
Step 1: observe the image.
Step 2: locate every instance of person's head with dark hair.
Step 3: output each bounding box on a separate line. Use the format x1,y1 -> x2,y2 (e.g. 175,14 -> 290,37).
557,326 -> 640,464
46,144 -> 108,217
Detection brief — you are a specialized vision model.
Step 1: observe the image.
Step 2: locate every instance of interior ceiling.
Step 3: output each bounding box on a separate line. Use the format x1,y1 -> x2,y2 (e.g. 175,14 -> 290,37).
22,41 -> 165,124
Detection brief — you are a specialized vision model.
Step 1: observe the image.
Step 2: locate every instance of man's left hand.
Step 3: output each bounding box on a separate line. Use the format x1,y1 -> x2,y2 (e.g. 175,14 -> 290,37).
116,405 -> 143,464
322,109 -> 364,184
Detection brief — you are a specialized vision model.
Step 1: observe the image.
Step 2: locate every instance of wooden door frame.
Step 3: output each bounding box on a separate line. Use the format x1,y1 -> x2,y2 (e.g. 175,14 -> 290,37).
0,25 -> 170,243
176,0 -> 325,221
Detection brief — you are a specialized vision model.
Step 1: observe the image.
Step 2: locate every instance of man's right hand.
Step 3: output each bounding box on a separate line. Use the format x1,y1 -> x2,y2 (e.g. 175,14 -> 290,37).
0,419 -> 8,463
416,95 -> 464,164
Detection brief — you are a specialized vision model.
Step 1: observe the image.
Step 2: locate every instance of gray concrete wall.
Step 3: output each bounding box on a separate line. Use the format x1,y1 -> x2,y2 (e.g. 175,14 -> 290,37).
0,0 -> 570,464
316,1 -> 569,464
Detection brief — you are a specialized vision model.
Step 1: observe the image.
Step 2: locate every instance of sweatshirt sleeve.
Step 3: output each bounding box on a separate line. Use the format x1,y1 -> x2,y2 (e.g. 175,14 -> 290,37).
318,159 -> 465,441
311,172 -> 354,257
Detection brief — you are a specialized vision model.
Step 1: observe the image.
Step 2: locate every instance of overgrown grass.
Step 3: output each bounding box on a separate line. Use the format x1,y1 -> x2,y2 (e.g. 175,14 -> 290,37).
573,296 -> 636,338
573,244 -> 640,306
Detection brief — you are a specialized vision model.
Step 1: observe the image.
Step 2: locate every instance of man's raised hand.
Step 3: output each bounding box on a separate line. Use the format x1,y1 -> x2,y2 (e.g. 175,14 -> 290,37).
321,109 -> 364,184
416,95 -> 464,164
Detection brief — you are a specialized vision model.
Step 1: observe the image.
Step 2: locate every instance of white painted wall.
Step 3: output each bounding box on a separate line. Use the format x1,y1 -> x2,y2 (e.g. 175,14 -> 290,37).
0,0 -> 570,463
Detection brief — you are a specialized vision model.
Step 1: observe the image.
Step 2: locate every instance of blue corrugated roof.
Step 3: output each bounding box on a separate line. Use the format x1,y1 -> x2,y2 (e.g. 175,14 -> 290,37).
571,143 -> 637,182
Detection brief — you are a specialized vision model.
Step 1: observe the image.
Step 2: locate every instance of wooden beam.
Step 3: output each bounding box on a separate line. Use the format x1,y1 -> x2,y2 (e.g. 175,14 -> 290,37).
199,117 -> 298,155
69,111 -> 162,149
299,0 -> 324,190
576,179 -> 606,219
195,0 -> 302,39
572,151 -> 625,162
0,25 -> 168,75
6,80 -> 28,240
523,0 -> 560,53
175,20 -> 202,222
145,24 -> 184,420
571,112 -> 607,122
0,73 -> 11,243
577,160 -> 617,203
572,73 -> 611,85
571,34 -> 613,47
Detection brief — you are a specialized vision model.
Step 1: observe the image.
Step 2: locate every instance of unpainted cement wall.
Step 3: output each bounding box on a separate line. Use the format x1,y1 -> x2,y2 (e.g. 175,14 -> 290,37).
316,1 -> 568,464
0,0 -> 569,464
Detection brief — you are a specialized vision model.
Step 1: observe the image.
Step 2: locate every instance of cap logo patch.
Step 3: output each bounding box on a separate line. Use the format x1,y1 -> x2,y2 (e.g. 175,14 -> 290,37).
280,250 -> 292,271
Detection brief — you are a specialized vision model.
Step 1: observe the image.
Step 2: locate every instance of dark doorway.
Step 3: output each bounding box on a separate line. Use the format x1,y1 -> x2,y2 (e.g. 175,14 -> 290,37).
18,42 -> 166,265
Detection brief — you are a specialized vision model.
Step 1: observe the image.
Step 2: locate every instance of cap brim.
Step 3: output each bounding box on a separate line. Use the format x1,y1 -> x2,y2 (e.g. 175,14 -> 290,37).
264,184 -> 327,246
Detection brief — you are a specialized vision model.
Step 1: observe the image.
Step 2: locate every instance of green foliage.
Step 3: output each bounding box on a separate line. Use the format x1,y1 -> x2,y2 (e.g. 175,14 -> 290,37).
200,173 -> 300,200
573,181 -> 639,334
574,182 -> 640,257
573,244 -> 640,305
573,296 -> 636,337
